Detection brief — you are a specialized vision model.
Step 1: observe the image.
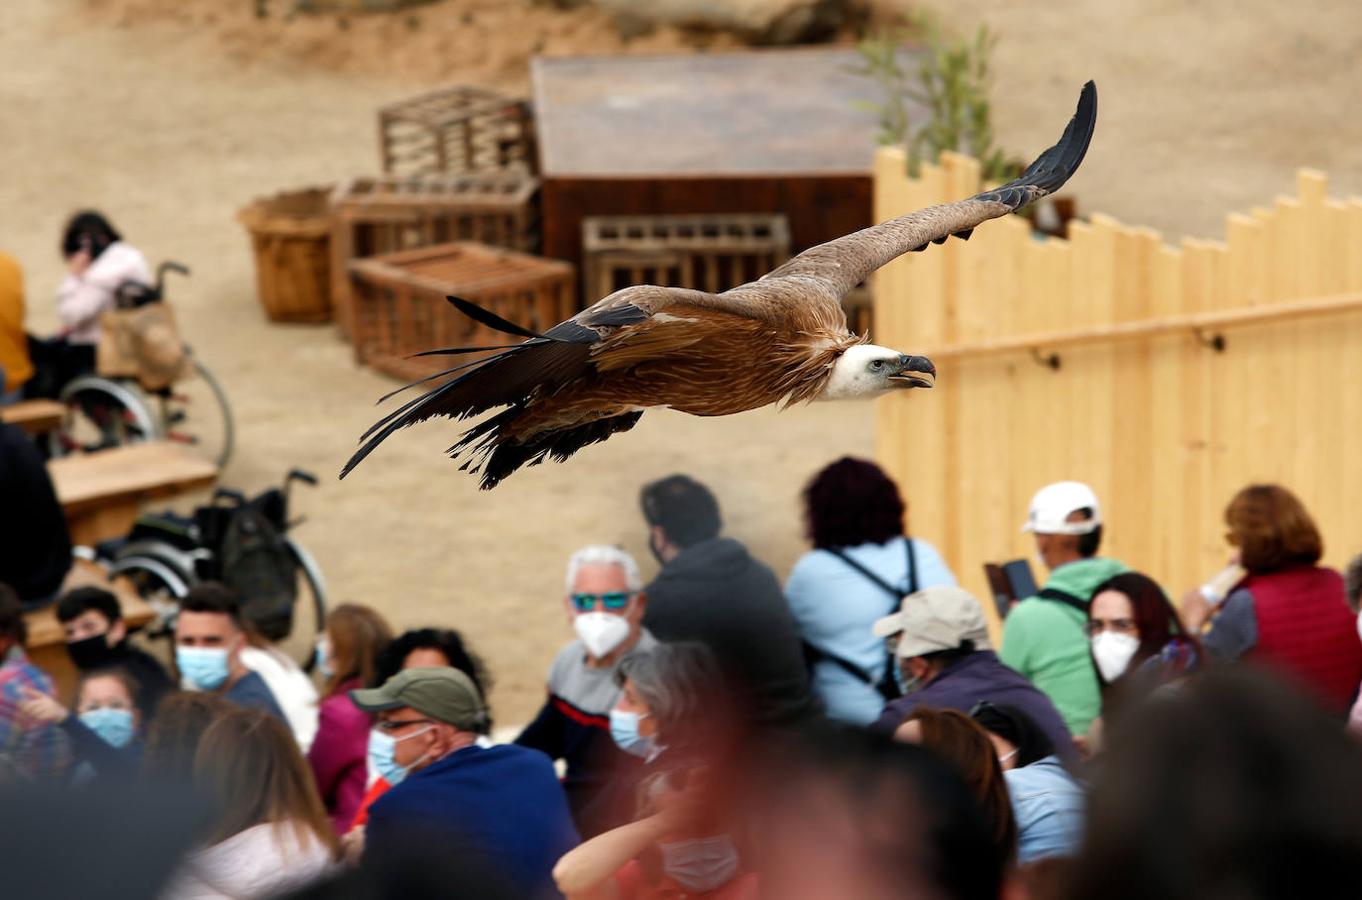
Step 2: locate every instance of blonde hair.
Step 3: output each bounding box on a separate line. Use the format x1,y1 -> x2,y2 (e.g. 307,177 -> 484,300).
193,707 -> 339,858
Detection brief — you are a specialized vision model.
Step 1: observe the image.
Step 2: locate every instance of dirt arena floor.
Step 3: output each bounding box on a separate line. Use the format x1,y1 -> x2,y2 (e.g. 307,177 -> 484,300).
4,0 -> 1361,724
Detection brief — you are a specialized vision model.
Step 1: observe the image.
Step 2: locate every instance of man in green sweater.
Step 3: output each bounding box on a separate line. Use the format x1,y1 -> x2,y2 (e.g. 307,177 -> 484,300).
1000,481 -> 1126,738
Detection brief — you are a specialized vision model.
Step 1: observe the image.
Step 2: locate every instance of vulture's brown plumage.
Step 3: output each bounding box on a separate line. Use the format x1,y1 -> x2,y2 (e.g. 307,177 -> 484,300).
343,81 -> 1097,488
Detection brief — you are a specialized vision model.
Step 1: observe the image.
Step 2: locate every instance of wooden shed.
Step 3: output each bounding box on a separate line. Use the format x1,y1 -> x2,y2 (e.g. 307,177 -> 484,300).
531,48 -> 920,303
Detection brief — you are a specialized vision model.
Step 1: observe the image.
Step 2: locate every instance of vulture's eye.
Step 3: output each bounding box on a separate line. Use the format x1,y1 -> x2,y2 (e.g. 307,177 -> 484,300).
870,360 -> 884,371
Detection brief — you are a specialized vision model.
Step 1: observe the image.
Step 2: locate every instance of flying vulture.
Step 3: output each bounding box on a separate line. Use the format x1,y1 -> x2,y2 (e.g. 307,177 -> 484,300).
343,81 -> 1097,488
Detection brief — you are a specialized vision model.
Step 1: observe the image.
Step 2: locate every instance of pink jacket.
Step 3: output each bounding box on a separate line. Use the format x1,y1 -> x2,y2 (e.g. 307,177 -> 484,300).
55,242 -> 151,344
306,679 -> 372,835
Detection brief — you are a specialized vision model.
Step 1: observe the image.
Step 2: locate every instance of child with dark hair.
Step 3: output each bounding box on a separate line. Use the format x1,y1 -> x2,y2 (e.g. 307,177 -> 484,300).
54,210 -> 149,349
56,586 -> 173,718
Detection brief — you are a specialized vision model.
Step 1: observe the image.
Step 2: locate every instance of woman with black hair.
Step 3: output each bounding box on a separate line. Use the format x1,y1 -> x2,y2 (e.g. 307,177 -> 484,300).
785,457 -> 957,725
43,210 -> 150,385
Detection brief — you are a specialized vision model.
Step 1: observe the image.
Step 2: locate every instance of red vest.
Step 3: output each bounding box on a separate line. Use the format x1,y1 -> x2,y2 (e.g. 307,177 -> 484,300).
1245,566 -> 1362,713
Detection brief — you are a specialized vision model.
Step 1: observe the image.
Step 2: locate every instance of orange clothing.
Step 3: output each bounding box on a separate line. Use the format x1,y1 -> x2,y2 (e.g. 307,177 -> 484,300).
0,253 -> 32,393
347,776 -> 391,831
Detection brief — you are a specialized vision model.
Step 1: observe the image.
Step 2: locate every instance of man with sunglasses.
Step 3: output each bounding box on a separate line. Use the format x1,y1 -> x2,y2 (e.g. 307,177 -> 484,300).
516,545 -> 658,838
354,667 -> 578,896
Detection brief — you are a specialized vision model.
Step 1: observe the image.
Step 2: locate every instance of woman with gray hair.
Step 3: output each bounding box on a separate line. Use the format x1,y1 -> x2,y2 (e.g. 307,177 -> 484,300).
556,642 -> 755,898
609,642 -> 729,762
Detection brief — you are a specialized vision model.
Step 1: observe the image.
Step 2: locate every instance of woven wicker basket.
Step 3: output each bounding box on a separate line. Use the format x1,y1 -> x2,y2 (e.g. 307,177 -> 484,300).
238,187 -> 334,323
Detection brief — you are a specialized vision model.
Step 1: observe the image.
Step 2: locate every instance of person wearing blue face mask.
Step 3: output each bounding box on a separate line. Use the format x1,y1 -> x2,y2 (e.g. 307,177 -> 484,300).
553,768 -> 758,900
351,667 -> 580,897
608,642 -> 732,771
16,668 -> 143,782
173,583 -> 285,722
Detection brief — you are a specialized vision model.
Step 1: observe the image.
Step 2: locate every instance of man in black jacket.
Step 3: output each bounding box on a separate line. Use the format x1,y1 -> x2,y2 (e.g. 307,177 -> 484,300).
0,422 -> 71,608
640,474 -> 817,726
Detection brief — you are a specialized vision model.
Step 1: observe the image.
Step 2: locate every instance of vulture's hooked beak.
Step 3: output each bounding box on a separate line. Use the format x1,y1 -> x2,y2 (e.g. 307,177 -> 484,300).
888,354 -> 936,389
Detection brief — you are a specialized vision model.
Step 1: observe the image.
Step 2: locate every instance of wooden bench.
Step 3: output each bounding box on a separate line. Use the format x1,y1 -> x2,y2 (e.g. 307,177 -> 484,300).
23,559 -> 158,700
49,442 -> 218,547
1,398 -> 65,438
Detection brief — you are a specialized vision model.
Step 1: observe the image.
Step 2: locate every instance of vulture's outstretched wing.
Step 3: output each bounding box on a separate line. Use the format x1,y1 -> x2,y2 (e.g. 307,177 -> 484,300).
758,80 -> 1097,302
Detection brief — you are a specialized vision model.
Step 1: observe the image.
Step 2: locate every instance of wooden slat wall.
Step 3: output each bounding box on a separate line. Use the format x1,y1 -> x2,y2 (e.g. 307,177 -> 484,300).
874,152 -> 1362,642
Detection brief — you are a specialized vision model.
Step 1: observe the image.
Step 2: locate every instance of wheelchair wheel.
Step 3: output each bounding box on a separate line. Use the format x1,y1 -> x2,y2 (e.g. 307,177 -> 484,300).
278,538 -> 328,671
108,547 -> 198,640
52,375 -> 161,457
158,351 -> 235,470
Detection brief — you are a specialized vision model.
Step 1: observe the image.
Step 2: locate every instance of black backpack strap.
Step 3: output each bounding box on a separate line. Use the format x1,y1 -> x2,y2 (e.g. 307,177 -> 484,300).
905,537 -> 919,595
828,548 -> 902,599
1037,587 -> 1088,614
802,641 -> 876,686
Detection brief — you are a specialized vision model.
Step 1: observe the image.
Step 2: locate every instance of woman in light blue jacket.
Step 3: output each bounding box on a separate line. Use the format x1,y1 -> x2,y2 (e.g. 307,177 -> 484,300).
785,457 -> 956,725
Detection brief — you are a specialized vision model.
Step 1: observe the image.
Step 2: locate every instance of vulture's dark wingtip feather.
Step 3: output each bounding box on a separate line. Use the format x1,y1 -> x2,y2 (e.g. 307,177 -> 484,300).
979,80 -> 1096,207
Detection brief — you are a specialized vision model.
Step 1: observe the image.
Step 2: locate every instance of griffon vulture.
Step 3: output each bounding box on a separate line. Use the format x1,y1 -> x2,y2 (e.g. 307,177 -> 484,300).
343,81 -> 1097,488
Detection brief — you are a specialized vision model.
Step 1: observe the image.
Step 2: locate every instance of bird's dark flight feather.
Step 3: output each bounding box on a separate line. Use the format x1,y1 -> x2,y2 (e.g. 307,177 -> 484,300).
447,296 -> 544,339
452,408 -> 645,489
975,80 -> 1096,208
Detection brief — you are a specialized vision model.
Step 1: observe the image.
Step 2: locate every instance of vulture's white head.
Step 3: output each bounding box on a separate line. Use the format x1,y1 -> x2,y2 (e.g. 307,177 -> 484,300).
819,344 -> 936,400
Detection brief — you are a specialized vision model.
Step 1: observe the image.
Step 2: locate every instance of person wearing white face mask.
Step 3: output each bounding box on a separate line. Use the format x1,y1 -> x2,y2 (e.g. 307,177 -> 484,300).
1084,572 -> 1203,754
517,545 -> 659,839
352,667 -> 579,897
173,583 -> 286,722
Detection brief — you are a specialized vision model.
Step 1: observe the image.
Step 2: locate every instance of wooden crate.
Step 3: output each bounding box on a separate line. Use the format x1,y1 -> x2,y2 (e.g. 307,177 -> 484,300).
379,85 -> 537,177
330,171 -> 540,336
581,213 -> 790,303
347,242 -> 574,382
236,186 -> 333,323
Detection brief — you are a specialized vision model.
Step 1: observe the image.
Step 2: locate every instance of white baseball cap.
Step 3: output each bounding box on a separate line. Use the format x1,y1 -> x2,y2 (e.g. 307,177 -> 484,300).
1022,481 -> 1102,535
871,585 -> 992,659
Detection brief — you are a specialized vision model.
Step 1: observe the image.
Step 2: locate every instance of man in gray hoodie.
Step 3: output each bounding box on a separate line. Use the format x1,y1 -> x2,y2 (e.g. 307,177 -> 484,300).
640,474 -> 817,726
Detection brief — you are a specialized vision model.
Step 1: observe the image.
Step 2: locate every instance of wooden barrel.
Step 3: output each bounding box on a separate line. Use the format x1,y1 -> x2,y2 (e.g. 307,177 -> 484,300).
237,187 -> 333,323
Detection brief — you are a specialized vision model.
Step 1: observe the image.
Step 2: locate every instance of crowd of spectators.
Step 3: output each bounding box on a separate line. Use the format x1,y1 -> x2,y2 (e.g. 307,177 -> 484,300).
4,459 -> 1362,900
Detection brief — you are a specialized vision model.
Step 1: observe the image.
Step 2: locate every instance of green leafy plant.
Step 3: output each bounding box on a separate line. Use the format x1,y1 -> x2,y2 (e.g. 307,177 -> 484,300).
853,17 -> 1025,184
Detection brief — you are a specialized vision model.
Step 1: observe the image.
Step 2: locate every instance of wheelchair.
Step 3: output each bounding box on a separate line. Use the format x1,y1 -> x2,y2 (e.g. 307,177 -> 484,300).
49,261 -> 235,469
101,469 -> 328,667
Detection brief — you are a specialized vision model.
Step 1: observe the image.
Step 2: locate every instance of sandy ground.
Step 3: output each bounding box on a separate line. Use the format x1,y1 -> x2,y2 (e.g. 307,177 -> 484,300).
4,0 -> 1361,724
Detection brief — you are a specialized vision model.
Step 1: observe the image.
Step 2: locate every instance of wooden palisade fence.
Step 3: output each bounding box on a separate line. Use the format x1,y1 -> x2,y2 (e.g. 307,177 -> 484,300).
873,149 -> 1362,637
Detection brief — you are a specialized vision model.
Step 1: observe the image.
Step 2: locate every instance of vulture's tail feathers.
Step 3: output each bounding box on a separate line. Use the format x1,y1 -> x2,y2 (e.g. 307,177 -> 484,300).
976,80 -> 1097,209
451,408 -> 646,490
